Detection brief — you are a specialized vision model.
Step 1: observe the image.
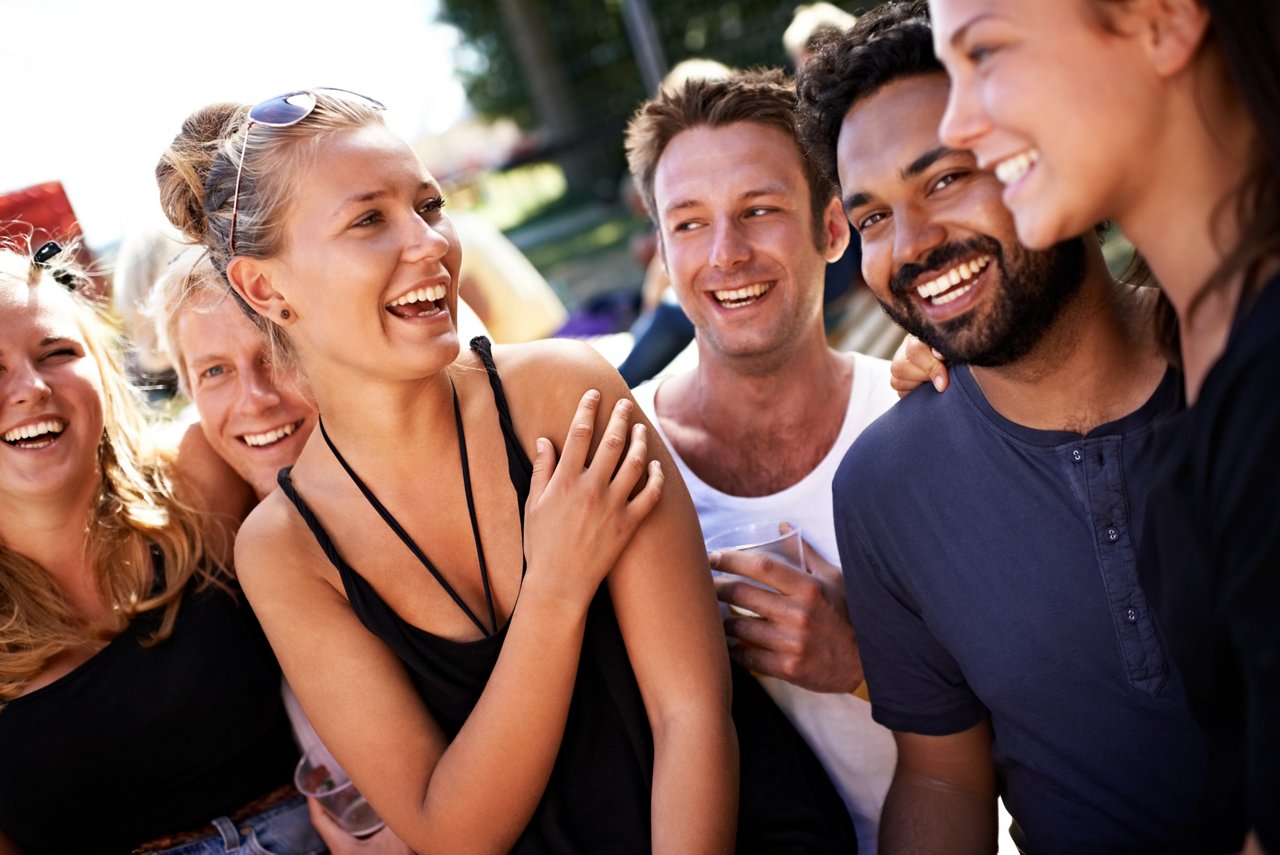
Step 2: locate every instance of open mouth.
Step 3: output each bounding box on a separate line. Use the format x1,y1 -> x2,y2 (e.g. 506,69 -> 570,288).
713,282 -> 773,309
386,283 -> 448,319
239,419 -> 305,449
915,255 -> 992,307
993,148 -> 1039,186
2,418 -> 67,450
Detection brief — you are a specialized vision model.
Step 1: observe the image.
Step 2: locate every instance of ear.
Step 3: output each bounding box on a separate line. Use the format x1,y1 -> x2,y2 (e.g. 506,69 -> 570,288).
821,196 -> 851,263
226,256 -> 292,324
1141,0 -> 1212,77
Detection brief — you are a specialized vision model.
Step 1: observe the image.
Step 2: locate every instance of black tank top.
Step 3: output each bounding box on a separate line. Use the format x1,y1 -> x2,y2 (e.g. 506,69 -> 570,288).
0,567 -> 298,854
278,337 -> 857,853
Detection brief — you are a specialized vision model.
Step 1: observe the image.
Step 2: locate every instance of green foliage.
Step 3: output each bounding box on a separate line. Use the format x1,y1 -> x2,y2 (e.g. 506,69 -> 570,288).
437,0 -> 863,128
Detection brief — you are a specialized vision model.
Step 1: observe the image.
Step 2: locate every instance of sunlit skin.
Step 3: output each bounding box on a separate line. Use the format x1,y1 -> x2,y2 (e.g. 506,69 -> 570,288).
232,124 -> 463,390
0,282 -> 104,511
928,0 -> 1163,251
654,122 -> 848,371
838,74 -> 1084,365
178,297 -> 316,500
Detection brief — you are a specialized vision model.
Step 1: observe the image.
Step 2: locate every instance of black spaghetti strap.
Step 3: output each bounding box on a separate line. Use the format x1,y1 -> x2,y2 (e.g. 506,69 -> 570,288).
469,337 -> 532,513
317,379 -> 497,636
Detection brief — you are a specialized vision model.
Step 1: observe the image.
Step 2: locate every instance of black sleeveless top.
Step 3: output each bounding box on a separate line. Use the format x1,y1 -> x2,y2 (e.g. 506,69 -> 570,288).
278,337 -> 856,853
0,570 -> 298,854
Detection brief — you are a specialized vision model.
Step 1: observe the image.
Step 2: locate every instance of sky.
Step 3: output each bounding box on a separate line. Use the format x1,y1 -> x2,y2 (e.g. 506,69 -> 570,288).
0,0 -> 470,250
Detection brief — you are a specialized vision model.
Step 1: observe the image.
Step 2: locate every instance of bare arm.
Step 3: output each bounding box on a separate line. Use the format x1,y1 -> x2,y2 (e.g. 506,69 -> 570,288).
239,390 -> 662,854
587,371 -> 738,854
502,341 -> 736,853
169,421 -> 256,564
881,720 -> 998,854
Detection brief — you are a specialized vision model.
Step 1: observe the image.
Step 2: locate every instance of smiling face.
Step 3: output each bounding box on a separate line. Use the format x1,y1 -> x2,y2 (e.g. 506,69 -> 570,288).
929,0 -> 1163,249
654,121 -> 847,365
178,297 -> 316,499
0,281 -> 105,508
238,124 -> 463,387
838,73 -> 1086,365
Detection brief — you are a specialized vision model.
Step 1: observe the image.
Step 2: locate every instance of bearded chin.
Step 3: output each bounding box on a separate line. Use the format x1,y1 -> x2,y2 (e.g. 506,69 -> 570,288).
881,236 -> 1088,368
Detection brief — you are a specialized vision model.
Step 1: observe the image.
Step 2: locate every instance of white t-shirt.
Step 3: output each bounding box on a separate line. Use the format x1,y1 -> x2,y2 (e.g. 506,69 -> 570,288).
633,351 -> 900,855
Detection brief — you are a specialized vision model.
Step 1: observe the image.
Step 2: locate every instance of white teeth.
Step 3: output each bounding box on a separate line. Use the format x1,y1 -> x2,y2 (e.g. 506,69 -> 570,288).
3,419 -> 66,443
241,421 -> 297,448
931,283 -> 973,306
916,255 -> 992,301
388,283 -> 447,307
994,149 -> 1040,185
713,282 -> 772,307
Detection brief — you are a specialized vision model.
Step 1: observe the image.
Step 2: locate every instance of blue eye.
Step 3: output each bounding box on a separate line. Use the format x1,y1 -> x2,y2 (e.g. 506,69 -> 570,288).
201,365 -> 227,380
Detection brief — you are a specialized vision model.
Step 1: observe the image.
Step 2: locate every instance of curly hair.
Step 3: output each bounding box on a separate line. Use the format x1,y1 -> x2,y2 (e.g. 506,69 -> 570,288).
795,0 -> 937,192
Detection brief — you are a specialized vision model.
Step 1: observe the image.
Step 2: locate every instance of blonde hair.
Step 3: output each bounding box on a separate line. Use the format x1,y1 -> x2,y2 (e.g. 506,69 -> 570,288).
784,3 -> 858,63
147,246 -> 236,397
0,242 -> 222,702
156,92 -> 387,371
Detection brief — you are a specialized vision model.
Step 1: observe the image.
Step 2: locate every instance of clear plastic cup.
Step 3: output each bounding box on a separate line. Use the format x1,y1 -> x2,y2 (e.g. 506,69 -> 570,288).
293,743 -> 386,837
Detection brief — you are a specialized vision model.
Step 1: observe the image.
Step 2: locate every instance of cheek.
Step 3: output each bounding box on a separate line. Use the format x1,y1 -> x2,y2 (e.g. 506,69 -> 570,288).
859,237 -> 893,301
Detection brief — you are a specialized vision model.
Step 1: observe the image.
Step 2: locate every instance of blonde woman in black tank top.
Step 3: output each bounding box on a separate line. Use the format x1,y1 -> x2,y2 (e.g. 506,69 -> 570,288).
158,91 -> 737,853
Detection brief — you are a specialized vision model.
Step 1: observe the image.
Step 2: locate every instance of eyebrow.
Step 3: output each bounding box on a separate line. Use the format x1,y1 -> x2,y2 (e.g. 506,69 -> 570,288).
947,12 -> 996,48
843,145 -> 964,213
332,181 -> 439,216
661,185 -> 790,218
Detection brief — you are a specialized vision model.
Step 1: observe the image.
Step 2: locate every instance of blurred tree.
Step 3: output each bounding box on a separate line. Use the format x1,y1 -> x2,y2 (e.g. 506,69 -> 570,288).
437,0 -> 862,201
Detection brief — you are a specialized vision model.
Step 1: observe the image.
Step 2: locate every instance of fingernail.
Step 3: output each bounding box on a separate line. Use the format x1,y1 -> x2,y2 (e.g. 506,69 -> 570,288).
932,375 -> 946,392
930,347 -> 943,359
707,550 -> 721,566
536,437 -> 548,453
586,389 -> 601,401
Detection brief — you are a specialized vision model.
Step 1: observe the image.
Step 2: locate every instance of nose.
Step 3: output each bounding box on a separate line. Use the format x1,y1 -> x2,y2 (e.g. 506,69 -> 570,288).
892,205 -> 948,272
239,361 -> 283,414
938,71 -> 992,152
708,219 -> 750,271
403,210 -> 452,264
4,361 -> 52,406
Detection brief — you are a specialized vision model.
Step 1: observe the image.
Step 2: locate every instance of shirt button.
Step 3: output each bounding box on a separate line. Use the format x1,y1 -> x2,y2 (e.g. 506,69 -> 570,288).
1125,607 -> 1139,624
1071,449 -> 1083,462
1106,527 -> 1119,542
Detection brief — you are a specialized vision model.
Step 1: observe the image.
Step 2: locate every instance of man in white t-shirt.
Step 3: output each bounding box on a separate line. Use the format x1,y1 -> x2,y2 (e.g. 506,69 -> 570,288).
624,68 -> 898,853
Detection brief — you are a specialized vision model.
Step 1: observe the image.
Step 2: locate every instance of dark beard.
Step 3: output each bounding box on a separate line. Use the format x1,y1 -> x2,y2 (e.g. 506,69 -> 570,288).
880,235 -> 1087,367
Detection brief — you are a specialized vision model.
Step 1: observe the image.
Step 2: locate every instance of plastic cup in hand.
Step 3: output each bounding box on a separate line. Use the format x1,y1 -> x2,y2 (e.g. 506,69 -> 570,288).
705,522 -> 806,618
294,743 -> 386,838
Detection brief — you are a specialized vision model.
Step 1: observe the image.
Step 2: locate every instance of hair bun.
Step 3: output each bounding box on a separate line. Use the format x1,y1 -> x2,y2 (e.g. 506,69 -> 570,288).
155,103 -> 247,247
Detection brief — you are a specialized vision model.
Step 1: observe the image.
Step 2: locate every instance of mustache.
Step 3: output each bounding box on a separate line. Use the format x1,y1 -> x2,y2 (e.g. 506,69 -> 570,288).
889,236 -> 1004,300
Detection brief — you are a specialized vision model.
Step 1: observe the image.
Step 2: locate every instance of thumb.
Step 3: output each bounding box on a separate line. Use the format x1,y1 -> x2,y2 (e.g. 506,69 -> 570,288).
527,437 -> 556,503
929,359 -> 951,393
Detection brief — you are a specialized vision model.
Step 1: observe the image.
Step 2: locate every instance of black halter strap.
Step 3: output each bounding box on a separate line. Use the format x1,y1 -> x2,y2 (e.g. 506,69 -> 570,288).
317,379 -> 498,636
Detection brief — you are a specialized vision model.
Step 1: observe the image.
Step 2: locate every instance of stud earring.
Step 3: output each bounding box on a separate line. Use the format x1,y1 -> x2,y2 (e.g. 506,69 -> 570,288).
280,308 -> 291,320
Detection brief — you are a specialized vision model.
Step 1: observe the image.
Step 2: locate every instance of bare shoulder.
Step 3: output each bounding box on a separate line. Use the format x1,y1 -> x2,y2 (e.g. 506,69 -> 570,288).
483,339 -> 633,436
233,489 -> 323,603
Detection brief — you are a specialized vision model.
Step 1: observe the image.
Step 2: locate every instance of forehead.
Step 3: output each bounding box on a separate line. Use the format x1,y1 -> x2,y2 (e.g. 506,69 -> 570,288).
838,74 -> 952,188
654,122 -> 807,209
177,297 -> 265,363
929,0 -> 1016,46
289,125 -> 433,206
0,281 -> 86,345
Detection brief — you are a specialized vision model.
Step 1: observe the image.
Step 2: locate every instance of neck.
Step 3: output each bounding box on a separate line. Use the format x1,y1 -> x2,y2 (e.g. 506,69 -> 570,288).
307,365 -> 458,480
1112,52 -> 1257,399
0,480 -> 99,600
689,326 -> 846,431
970,254 -> 1166,434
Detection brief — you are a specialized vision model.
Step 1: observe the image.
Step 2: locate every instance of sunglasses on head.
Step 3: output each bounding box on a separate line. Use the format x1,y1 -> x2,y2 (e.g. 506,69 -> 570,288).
228,87 -> 386,255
